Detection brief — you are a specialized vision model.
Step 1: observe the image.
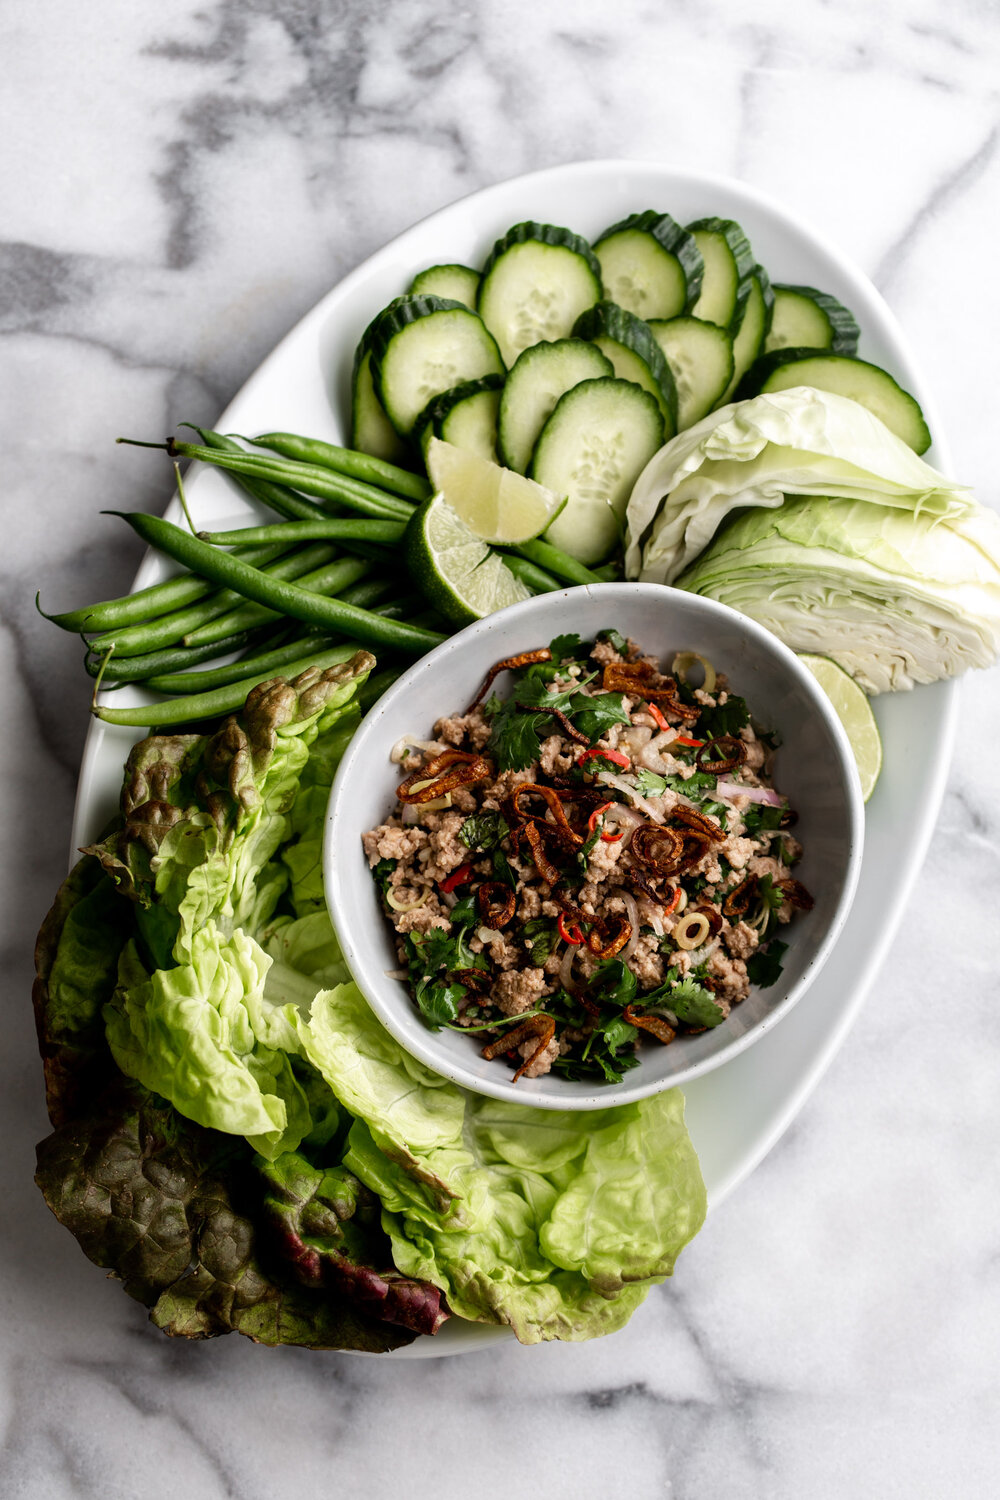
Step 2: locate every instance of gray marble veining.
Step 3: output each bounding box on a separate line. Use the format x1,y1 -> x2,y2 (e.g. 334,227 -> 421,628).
3,1 -> 1000,1496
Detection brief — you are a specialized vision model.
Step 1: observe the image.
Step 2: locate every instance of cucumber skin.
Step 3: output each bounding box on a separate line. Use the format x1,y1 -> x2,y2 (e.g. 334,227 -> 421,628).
573,299 -> 678,428
735,347 -> 931,454
649,317 -> 734,429
768,285 -> 860,357
498,338 -> 614,474
594,210 -> 704,312
368,294 -> 504,437
686,217 -> 757,330
408,264 -> 480,308
479,220 -> 603,283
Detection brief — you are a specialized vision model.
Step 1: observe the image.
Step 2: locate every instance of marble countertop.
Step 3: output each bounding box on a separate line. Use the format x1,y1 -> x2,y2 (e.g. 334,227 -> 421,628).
3,2 -> 999,1496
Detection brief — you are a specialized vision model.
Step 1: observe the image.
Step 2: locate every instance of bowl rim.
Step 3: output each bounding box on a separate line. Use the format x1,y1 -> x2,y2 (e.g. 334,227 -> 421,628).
324,581 -> 865,1109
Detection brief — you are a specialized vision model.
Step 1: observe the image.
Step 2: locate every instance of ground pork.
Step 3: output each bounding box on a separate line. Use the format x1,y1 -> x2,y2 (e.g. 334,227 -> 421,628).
494,966 -> 548,1017
517,884 -> 543,921
433,709 -> 491,750
739,727 -> 767,772
707,949 -> 750,1006
538,734 -> 576,776
724,920 -> 760,960
362,824 -> 428,866
517,1034 -> 560,1079
720,833 -> 758,871
585,836 -> 626,883
630,931 -> 666,988
416,811 -> 472,883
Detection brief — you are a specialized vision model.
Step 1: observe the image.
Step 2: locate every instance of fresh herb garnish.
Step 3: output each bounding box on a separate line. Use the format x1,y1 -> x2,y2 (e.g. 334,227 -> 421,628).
372,858 -> 396,898
521,917 -> 558,967
550,632 -> 583,662
403,924 -> 487,1030
458,811 -> 510,852
701,799 -> 729,830
571,692 -> 630,742
742,803 -> 785,836
664,771 -> 718,796
698,696 -> 749,737
664,976 -> 725,1028
634,769 -> 666,797
747,939 -> 788,988
595,627 -> 628,655
492,846 -> 518,890
485,667 -> 625,772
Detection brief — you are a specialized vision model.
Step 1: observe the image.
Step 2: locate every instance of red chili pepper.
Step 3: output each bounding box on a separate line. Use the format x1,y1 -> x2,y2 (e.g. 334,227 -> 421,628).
646,701 -> 671,732
660,884 -> 682,917
557,911 -> 583,945
580,745 -> 630,771
440,862 -> 473,894
586,801 -> 624,843
674,734 -> 705,748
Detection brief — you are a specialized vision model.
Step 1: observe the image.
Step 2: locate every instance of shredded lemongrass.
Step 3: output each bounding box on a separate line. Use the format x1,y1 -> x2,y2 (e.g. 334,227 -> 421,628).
672,911 -> 711,949
672,651 -> 717,694
386,888 -> 431,913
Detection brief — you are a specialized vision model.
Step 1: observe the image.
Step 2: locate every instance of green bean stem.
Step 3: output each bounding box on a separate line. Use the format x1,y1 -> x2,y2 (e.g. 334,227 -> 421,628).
86,542 -> 335,657
168,441 -> 412,522
182,555 -> 374,648
85,626 -> 288,683
93,643 -> 369,728
199,518 -> 405,547
183,427 -> 334,523
251,431 -> 430,503
112,512 -> 445,654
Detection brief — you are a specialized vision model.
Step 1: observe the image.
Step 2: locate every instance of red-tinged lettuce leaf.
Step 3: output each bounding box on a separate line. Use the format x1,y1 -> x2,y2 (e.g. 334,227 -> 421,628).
258,1152 -> 448,1336
34,1081 -> 416,1352
32,854 -> 134,1126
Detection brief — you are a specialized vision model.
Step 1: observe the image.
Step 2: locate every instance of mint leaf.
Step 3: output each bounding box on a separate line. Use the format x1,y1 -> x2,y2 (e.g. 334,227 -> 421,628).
521,918 -> 558,967
698,696 -> 749,736
492,847 -> 517,890
742,803 -> 785,835
458,812 -> 509,853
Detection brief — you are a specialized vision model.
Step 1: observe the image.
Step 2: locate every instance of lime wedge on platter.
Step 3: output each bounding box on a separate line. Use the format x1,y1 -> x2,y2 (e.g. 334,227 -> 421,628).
404,491 -> 532,626
425,436 -> 566,545
798,652 -> 883,801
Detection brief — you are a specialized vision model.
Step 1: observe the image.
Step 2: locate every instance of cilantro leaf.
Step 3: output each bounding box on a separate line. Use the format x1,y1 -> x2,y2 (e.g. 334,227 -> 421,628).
458,812 -> 510,853
449,895 -> 477,929
634,769 -> 666,797
486,708 -> 549,772
701,799 -> 729,830
585,958 -> 638,1009
549,632 -> 583,662
372,858 -> 396,898
698,696 -> 749,737
644,974 -> 724,1028
741,803 -> 785,836
569,691 -> 630,742
664,771 -> 717,796
747,939 -> 787,988
413,976 -> 465,1027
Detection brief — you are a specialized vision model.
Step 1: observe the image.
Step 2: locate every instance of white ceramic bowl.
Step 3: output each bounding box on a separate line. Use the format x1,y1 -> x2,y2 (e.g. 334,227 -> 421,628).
324,583 -> 865,1109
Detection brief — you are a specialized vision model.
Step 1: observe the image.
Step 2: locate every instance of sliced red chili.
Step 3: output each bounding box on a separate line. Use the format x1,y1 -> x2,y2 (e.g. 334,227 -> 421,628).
587,914 -> 632,959
440,862 -> 474,894
631,870 -> 683,915
695,735 -> 748,774
466,648 -> 552,712
623,1004 -> 677,1046
585,800 -> 624,843
673,734 -> 705,748
557,911 -> 583,945
481,1014 -> 557,1082
397,748 -> 493,804
579,745 -> 630,771
646,701 -> 670,732
476,881 -> 516,929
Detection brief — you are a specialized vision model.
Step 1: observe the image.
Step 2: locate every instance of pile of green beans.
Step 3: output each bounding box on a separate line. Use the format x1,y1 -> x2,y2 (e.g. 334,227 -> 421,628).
43,424 -> 616,730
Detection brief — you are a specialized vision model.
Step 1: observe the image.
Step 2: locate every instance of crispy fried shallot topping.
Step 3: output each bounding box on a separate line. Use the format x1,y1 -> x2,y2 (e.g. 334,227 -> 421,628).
586,913 -> 632,960
511,783 -> 583,845
631,824 -> 685,873
476,880 -> 516,929
481,1013 -> 557,1082
696,735 -> 748,774
396,748 -> 493,804
775,878 -> 814,910
466,648 -> 552,712
623,1004 -> 677,1046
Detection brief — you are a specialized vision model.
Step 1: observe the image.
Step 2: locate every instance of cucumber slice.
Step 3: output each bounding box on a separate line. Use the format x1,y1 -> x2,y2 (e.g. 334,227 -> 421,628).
687,217 -> 756,329
531,377 -> 665,565
478,222 -> 602,367
739,349 -> 931,453
718,265 -> 773,405
572,300 -> 677,432
764,285 -> 860,356
415,376 -> 504,462
370,295 -> 504,437
498,338 -> 613,473
647,317 -> 734,430
593,211 -> 703,320
350,349 -> 412,465
408,263 -> 481,309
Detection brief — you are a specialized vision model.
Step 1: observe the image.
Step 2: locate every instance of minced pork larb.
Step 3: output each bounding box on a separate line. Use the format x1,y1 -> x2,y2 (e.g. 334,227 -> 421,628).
363,629 -> 813,1084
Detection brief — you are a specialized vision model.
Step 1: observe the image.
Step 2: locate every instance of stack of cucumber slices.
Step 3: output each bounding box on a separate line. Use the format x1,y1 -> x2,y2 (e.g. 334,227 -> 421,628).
352,211 -> 931,568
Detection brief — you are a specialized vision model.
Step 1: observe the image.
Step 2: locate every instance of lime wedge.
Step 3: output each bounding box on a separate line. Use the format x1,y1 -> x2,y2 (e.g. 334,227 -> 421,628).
404,492 -> 532,626
798,653 -> 883,801
425,436 -> 566,545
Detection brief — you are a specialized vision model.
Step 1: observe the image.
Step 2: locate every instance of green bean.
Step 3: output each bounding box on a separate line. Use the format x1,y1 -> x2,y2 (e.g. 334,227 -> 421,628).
183,427 -> 335,522
145,632 -> 341,694
93,643 -> 370,728
514,538 -> 605,587
167,441 -> 413,522
182,555 -> 374,648
199,518 -> 406,547
112,512 -> 446,654
593,563 -> 620,582
500,553 -> 564,595
86,543 -> 335,657
338,577 -> 397,610
251,431 -> 430,503
85,627 -> 287,683
39,541 -> 286,635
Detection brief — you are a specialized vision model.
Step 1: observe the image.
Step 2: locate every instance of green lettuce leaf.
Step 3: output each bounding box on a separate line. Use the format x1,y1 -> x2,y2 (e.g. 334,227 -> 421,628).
300,984 -> 707,1344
